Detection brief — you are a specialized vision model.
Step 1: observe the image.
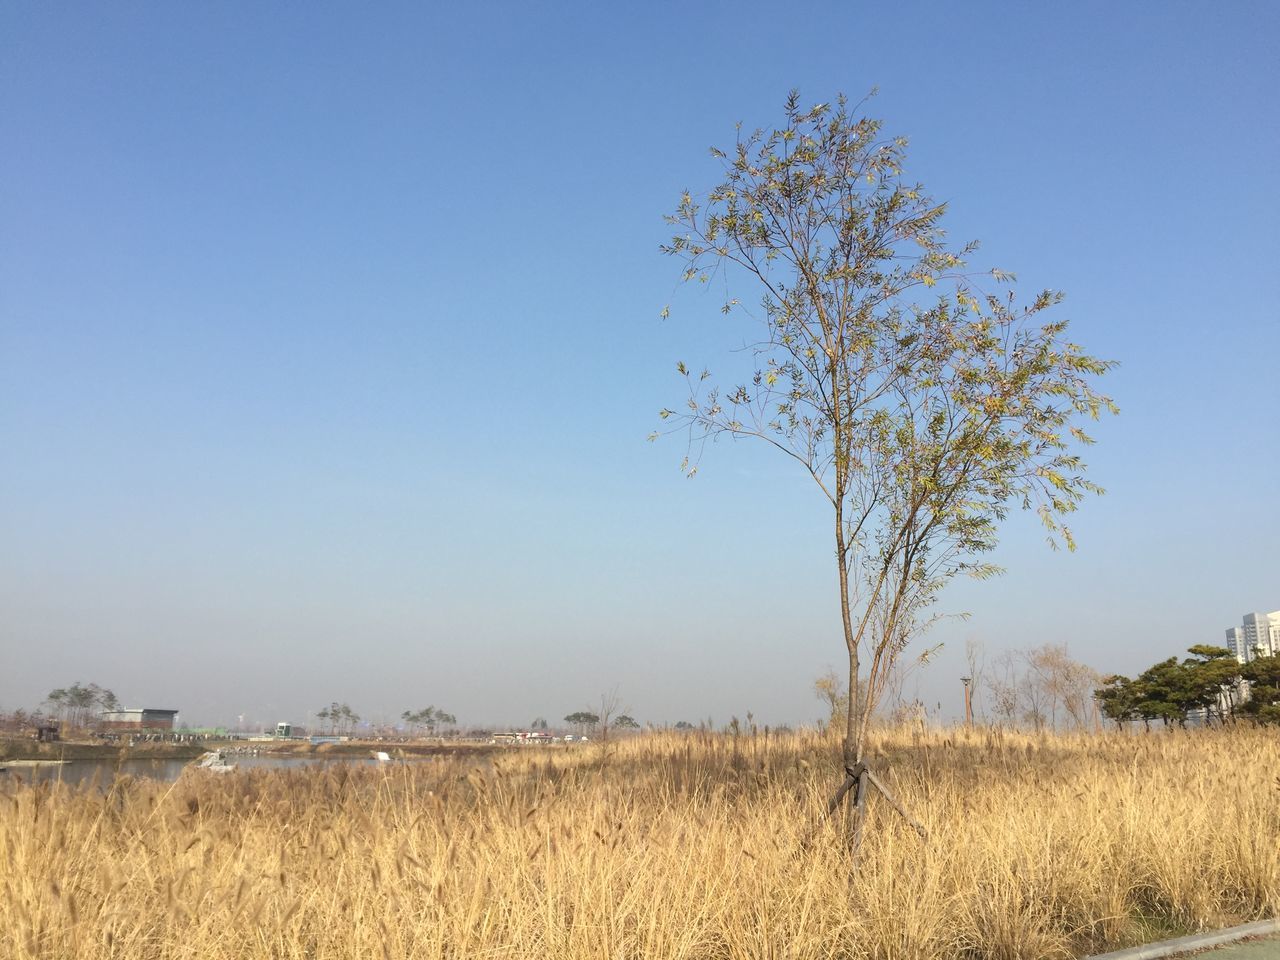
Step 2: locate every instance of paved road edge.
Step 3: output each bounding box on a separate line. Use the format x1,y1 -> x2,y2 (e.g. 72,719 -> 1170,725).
1085,919 -> 1280,960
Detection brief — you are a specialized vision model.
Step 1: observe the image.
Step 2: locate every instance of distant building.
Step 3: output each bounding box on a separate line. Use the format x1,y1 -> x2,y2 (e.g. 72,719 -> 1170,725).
1226,610 -> 1280,664
100,708 -> 180,731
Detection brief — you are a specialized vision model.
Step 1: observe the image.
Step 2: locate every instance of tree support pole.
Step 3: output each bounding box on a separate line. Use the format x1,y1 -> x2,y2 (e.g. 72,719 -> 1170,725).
802,760 -> 928,856
798,767 -> 858,854
864,767 -> 928,841
824,771 -> 857,818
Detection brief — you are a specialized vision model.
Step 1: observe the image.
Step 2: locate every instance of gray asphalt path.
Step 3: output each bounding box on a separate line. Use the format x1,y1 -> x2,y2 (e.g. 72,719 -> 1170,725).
1089,922 -> 1280,960
1185,937 -> 1280,958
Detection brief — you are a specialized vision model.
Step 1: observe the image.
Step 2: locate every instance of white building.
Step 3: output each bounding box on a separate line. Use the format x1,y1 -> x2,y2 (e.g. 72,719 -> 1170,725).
1226,610 -> 1280,664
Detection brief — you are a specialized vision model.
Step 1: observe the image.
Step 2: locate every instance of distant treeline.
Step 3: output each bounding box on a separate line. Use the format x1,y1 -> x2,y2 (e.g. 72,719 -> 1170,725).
1096,646 -> 1280,727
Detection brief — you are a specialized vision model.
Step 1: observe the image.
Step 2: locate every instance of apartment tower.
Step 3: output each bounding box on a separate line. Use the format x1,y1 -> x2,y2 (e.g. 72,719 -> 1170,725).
1226,610 -> 1280,664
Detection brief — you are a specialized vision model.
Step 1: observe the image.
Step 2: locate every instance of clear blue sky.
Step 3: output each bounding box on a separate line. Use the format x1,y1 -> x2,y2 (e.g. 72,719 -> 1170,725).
2,1 -> 1276,729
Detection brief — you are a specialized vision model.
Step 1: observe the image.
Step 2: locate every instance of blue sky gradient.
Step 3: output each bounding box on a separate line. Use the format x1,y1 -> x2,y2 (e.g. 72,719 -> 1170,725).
2,1 -> 1277,728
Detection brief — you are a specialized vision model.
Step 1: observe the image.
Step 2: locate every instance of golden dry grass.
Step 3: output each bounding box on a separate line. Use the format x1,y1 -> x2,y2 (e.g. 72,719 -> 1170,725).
1,726 -> 1277,959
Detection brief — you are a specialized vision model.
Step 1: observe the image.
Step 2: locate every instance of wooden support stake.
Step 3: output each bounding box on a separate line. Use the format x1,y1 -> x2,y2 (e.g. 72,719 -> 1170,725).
824,771 -> 857,818
865,767 -> 928,841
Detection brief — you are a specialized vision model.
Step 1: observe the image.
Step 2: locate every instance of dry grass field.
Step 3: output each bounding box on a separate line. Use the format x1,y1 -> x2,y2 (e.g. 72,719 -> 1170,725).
1,726 -> 1277,960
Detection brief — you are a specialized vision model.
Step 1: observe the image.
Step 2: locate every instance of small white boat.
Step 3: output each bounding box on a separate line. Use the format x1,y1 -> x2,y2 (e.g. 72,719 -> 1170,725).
372,751 -> 392,763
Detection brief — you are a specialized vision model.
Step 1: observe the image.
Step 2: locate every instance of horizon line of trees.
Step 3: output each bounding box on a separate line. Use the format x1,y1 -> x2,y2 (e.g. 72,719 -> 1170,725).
400,706 -> 456,735
315,702 -> 360,735
45,682 -> 120,729
812,641 -> 1105,733
13,651 -> 1279,739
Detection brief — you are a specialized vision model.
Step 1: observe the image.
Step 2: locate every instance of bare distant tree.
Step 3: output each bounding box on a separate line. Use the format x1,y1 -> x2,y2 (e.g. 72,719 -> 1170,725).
986,644 -> 1098,731
964,638 -> 987,721
987,653 -> 1018,726
1021,667 -> 1049,731
816,669 -> 882,731
597,687 -> 625,742
1023,644 -> 1098,730
814,670 -> 847,731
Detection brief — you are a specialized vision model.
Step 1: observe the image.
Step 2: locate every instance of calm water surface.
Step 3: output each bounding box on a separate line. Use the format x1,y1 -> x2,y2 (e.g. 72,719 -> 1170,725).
1,754 -> 418,788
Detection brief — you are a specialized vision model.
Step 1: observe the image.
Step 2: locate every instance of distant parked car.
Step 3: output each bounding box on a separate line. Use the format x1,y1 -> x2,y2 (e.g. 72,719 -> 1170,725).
563,735 -> 574,742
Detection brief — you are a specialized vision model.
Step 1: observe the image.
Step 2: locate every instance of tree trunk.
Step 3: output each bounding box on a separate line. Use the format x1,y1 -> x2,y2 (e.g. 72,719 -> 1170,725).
837,524 -> 859,772
835,534 -> 881,850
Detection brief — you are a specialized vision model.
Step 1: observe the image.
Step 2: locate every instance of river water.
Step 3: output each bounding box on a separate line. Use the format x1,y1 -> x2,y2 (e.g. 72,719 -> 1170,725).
0,754 -> 404,788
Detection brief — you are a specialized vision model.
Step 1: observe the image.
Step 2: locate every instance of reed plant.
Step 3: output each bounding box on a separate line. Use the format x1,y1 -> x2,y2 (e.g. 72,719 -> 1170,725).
1,726 -> 1276,959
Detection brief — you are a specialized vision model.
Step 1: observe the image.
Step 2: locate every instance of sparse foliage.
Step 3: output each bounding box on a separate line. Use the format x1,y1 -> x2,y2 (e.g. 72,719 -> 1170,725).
660,91 -> 1116,822
986,644 -> 1099,730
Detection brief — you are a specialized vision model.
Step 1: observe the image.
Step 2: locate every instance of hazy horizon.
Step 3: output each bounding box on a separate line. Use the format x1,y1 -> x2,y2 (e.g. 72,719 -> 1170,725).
3,2 -> 1277,731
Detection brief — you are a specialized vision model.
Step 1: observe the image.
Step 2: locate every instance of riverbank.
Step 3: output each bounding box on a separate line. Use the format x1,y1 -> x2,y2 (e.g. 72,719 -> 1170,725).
260,739 -> 506,759
0,736 -> 508,763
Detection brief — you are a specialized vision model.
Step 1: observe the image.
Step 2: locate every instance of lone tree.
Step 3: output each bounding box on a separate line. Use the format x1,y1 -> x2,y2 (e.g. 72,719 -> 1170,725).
659,92 -> 1115,836
596,687 -> 625,742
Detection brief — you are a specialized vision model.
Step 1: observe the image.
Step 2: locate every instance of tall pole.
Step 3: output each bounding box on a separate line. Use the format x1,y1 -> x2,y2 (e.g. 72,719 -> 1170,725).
961,677 -> 973,727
